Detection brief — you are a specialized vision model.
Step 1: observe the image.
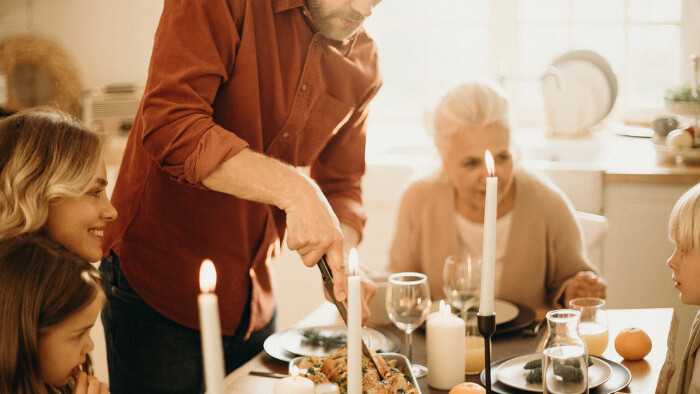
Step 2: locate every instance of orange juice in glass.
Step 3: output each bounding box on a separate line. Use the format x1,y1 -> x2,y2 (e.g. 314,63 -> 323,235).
464,311 -> 488,374
569,297 -> 609,357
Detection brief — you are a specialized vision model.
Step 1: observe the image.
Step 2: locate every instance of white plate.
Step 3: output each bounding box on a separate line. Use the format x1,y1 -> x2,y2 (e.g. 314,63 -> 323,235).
279,325 -> 386,357
496,353 -> 612,392
553,50 -> 618,124
431,299 -> 519,325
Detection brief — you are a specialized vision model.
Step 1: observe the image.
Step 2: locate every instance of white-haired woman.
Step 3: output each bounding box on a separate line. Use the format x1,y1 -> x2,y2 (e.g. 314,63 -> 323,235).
387,81 -> 606,310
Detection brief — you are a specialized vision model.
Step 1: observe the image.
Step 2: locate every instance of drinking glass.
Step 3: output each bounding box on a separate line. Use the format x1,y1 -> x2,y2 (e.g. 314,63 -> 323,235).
386,272 -> 432,378
569,297 -> 609,357
442,255 -> 481,320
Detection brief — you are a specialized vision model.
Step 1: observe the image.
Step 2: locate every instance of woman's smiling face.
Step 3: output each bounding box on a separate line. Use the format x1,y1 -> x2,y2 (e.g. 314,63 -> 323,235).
42,161 -> 117,262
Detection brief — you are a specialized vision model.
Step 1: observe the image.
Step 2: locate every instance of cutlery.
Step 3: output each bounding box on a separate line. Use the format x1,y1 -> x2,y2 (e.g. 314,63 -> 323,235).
248,371 -> 288,379
522,319 -> 546,336
317,256 -> 385,380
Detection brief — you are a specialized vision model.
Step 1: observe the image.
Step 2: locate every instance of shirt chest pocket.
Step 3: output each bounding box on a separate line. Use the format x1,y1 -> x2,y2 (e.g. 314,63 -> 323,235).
269,91 -> 354,166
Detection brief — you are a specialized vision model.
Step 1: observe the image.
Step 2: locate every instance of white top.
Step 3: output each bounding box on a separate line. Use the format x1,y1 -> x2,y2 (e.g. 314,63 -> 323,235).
456,211 -> 513,295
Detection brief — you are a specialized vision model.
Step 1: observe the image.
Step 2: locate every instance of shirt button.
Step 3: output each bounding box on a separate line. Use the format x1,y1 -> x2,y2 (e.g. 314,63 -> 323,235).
282,132 -> 290,139
301,84 -> 307,92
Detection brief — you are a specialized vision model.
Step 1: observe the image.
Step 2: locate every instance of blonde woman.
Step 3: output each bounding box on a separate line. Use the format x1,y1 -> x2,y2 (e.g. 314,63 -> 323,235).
387,81 -> 606,310
0,107 -> 117,262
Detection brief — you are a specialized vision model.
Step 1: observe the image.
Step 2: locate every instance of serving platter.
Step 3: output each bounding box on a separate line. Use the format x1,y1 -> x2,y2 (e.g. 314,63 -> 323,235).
290,352 -> 421,394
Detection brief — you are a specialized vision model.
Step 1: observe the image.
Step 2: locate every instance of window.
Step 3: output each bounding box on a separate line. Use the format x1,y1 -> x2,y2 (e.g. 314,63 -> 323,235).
363,0 -> 694,156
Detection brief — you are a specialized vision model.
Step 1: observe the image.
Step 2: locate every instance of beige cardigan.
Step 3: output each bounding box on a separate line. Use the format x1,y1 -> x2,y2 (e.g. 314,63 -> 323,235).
387,168 -> 599,309
678,310 -> 700,394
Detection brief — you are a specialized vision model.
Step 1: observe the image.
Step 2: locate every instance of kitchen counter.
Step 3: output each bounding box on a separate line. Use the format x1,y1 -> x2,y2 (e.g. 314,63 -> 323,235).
103,127 -> 700,185
603,130 -> 700,184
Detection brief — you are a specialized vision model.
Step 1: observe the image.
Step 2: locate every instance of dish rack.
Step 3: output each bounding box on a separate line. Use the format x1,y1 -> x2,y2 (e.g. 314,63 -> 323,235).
655,54 -> 700,165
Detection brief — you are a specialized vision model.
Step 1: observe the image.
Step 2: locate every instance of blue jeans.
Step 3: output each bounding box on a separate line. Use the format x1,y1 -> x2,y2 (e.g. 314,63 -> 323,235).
100,252 -> 275,394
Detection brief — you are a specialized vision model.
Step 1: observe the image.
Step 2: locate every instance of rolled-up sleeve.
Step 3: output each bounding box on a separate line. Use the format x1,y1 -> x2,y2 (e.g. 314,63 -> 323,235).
138,0 -> 249,187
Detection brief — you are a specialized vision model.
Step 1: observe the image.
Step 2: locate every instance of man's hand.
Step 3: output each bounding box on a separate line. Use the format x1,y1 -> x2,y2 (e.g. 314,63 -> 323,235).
563,271 -> 607,306
284,178 -> 346,301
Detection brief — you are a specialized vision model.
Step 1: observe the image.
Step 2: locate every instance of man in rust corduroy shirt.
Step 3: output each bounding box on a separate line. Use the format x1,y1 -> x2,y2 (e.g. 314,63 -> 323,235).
100,0 -> 383,392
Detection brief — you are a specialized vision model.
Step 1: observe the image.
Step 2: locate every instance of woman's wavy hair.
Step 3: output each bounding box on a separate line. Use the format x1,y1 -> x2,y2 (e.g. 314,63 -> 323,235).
669,183 -> 700,254
0,107 -> 103,239
0,234 -> 105,393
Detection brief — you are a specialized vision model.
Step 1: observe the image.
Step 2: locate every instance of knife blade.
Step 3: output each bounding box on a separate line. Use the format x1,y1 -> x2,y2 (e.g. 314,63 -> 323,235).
317,255 -> 385,380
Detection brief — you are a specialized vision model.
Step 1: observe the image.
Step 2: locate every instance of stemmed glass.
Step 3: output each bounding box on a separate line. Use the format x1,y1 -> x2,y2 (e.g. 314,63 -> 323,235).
442,255 -> 481,320
386,272 -> 432,378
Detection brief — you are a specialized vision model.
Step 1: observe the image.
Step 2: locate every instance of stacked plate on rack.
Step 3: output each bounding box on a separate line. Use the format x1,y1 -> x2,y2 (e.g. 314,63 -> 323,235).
542,50 -> 618,137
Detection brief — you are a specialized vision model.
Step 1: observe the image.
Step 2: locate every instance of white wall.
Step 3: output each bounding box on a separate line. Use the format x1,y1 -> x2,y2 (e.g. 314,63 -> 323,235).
0,0 -> 163,89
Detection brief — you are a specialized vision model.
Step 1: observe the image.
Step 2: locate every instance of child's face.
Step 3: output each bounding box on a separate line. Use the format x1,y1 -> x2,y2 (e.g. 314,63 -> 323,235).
667,243 -> 700,305
43,161 -> 117,262
37,291 -> 105,387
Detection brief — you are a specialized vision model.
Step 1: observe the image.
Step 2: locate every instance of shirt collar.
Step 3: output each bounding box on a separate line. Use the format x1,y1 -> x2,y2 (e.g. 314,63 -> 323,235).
272,0 -> 304,13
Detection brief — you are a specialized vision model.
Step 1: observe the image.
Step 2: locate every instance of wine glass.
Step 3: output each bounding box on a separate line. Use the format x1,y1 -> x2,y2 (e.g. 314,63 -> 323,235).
442,256 -> 484,374
442,255 -> 481,320
386,272 -> 432,378
569,297 -> 609,357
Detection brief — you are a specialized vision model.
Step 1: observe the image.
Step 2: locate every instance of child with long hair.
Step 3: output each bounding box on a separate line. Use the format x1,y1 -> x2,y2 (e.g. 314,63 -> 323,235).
0,107 -> 117,262
0,234 -> 110,393
668,183 -> 700,393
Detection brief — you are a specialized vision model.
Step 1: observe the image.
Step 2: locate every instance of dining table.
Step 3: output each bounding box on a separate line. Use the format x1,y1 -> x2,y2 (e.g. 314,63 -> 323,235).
224,301 -> 678,393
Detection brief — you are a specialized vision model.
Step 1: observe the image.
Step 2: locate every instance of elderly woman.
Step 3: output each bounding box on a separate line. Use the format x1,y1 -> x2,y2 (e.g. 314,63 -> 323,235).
387,81 -> 606,309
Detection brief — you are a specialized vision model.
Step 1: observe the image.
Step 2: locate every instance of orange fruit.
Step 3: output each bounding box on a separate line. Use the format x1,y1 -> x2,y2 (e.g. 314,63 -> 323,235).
449,382 -> 487,394
614,327 -> 652,360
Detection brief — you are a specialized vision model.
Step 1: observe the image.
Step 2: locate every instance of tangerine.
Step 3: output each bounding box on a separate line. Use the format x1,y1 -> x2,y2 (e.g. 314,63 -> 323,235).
449,382 -> 487,394
614,327 -> 652,360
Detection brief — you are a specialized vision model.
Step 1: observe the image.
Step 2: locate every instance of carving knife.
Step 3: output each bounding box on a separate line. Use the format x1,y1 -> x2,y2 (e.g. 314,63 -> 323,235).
316,255 -> 385,380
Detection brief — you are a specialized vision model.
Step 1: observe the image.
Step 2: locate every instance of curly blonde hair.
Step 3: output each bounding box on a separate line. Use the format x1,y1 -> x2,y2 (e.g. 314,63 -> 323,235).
0,107 -> 103,239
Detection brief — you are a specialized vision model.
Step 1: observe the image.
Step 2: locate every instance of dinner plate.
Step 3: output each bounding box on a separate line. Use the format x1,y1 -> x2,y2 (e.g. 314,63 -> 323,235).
482,354 -> 631,394
264,326 -> 400,362
431,299 -> 520,326
279,325 -> 385,357
496,353 -> 611,392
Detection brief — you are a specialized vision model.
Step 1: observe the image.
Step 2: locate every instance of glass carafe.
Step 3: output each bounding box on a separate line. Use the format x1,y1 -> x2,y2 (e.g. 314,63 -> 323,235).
542,309 -> 589,394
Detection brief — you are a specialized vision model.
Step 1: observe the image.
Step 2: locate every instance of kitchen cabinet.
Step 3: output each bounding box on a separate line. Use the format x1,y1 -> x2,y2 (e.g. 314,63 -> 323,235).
603,181 -> 698,394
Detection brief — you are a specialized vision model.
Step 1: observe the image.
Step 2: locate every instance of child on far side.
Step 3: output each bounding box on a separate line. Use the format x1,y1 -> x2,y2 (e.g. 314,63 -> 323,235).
0,234 -> 110,394
668,183 -> 700,394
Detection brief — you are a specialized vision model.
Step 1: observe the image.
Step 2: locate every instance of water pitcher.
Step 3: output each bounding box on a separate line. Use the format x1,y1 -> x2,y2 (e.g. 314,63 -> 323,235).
542,309 -> 589,394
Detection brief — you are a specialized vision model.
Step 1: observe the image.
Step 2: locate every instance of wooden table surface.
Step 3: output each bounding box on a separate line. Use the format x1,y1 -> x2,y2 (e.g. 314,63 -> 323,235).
224,302 -> 678,393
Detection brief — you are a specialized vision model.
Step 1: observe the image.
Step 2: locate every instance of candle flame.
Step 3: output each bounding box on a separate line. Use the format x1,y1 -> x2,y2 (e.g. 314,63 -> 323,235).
438,300 -> 452,316
199,259 -> 217,293
484,150 -> 495,177
349,248 -> 358,276
291,365 -> 299,379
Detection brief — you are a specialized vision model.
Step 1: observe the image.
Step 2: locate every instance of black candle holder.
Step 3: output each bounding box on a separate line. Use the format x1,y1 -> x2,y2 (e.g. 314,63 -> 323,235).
477,313 -> 496,394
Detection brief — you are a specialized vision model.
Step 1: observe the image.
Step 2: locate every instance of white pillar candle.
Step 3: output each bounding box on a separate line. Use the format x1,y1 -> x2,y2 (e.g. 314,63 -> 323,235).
347,248 -> 362,394
198,260 -> 225,394
479,150 -> 497,316
274,366 -> 315,394
427,301 -> 466,389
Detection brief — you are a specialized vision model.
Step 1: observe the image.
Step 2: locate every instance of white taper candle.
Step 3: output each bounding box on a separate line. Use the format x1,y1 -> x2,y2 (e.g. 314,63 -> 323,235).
479,150 -> 497,316
198,260 -> 225,394
347,248 -> 362,394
